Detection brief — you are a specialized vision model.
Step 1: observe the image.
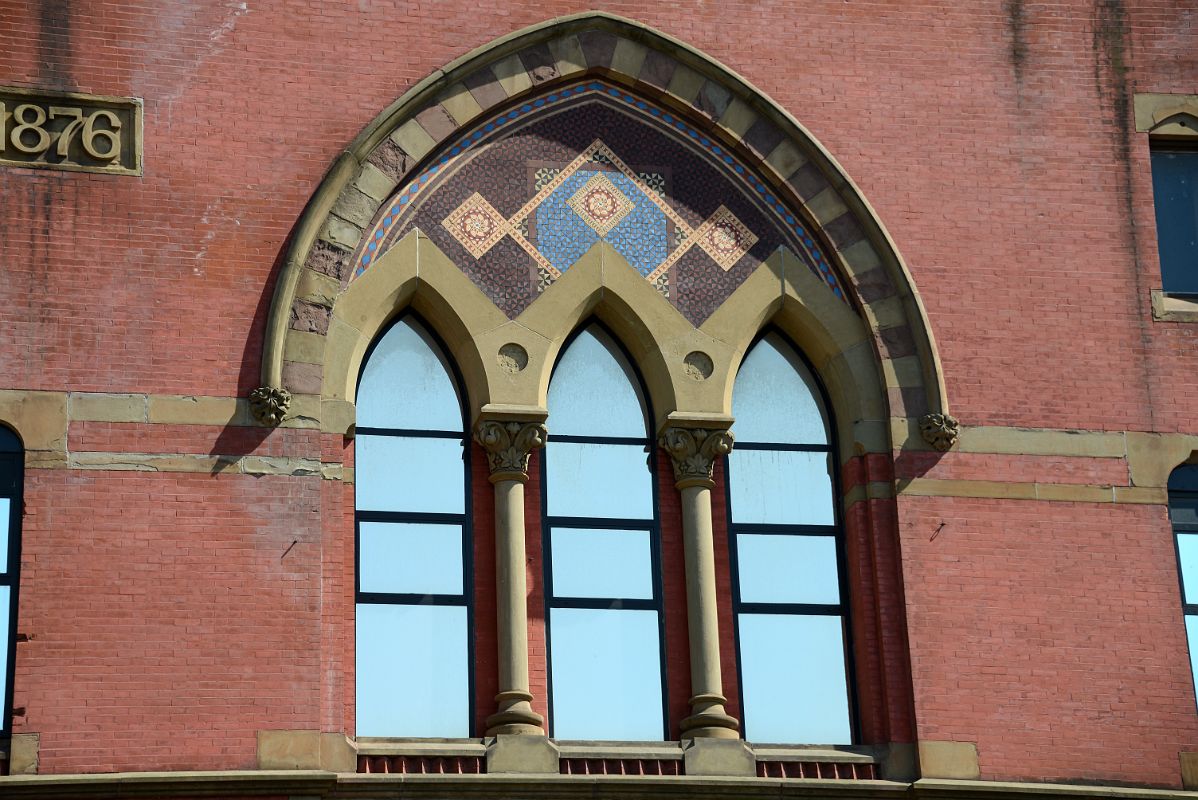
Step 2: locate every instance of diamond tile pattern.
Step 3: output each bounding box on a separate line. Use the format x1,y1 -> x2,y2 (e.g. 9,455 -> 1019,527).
442,193 -> 510,258
377,94 -> 825,322
567,173 -> 635,236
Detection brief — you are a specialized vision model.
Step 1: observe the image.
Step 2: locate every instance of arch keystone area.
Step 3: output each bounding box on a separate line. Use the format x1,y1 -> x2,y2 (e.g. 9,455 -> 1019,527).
254,12 -> 954,452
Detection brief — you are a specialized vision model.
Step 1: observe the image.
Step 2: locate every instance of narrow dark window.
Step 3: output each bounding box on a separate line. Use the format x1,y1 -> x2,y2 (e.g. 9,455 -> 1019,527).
726,332 -> 854,744
0,426 -> 21,741
1151,147 -> 1198,295
542,324 -> 667,739
1170,464 -> 1198,706
354,315 -> 473,736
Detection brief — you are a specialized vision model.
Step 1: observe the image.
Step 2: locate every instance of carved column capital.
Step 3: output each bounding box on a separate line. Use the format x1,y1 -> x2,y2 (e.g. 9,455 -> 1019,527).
919,412 -> 960,452
473,420 -> 548,483
659,426 -> 735,490
249,386 -> 292,426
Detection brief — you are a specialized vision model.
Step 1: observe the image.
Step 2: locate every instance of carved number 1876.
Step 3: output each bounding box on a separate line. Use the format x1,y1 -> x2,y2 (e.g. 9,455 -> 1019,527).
0,101 -> 122,161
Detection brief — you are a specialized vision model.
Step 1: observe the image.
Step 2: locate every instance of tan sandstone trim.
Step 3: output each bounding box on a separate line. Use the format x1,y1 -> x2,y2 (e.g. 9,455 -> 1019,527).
1134,93 -> 1198,137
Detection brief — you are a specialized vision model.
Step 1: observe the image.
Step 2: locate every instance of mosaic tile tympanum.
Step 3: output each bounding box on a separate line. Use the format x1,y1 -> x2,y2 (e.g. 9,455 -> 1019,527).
353,81 -> 843,325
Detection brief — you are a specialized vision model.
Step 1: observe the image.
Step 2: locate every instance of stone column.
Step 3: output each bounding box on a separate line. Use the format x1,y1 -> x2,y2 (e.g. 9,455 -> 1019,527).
474,419 -> 548,735
659,426 -> 740,739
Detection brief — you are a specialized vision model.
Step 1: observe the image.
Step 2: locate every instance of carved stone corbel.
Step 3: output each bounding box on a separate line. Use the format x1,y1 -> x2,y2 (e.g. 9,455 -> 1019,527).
473,420 -> 548,483
919,412 -> 960,452
249,386 -> 292,426
659,427 -> 735,489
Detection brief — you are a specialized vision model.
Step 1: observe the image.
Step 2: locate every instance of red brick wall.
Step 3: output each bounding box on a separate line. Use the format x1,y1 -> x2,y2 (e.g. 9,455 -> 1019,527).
2,0 -> 1198,788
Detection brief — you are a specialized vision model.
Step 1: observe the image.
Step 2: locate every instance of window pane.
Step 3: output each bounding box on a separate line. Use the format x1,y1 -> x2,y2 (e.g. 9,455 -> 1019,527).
1172,497 -> 1198,528
0,497 -> 8,573
357,317 -> 463,431
738,613 -> 851,744
356,603 -> 469,737
733,334 -> 828,445
550,608 -> 663,739
737,534 -> 840,605
729,449 -> 834,525
548,327 -> 647,438
1187,615 -> 1198,711
1151,151 -> 1198,295
1179,534 -> 1198,604
355,434 -> 464,514
551,527 -> 653,600
359,521 -> 462,596
546,442 -> 653,519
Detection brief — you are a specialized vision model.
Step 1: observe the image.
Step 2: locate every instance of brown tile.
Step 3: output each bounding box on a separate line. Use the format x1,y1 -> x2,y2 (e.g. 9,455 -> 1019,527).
639,49 -> 676,90
742,118 -> 784,159
282,360 -> 324,395
888,385 -> 929,418
824,212 -> 866,250
518,43 -> 559,85
415,104 -> 457,142
577,30 -> 618,70
695,81 -> 732,120
787,161 -> 830,203
462,66 -> 508,111
878,325 -> 917,360
290,299 -> 331,334
366,139 -> 412,182
854,267 -> 898,303
304,239 -> 352,282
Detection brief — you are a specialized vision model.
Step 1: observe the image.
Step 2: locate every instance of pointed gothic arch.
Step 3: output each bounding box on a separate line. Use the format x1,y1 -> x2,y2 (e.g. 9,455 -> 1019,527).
252,11 -> 955,458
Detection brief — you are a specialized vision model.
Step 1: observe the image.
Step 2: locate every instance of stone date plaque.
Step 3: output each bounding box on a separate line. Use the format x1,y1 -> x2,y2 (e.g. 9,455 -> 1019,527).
0,86 -> 142,176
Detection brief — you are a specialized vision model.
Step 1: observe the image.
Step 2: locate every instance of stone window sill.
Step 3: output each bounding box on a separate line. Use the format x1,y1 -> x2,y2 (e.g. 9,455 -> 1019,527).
1151,290 -> 1198,322
353,738 -> 884,778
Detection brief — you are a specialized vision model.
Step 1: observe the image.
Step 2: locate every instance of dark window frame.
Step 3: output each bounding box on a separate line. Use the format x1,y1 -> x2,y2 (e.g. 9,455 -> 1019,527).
1170,464 -> 1198,711
540,320 -> 670,740
0,426 -> 23,741
723,327 -> 859,745
352,312 -> 476,736
1150,144 -> 1198,297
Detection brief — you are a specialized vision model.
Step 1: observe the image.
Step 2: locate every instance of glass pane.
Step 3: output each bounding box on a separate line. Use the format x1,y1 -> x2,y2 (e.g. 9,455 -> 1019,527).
546,442 -> 653,519
551,527 -> 653,600
1172,497 -> 1198,528
1187,616 -> 1198,711
733,334 -> 828,445
355,434 -> 464,514
1180,534 -> 1198,604
0,588 -> 7,709
359,521 -> 463,596
550,608 -> 663,739
738,613 -> 851,744
356,603 -> 469,737
737,534 -> 840,605
357,317 -> 463,431
548,327 -> 647,438
0,497 -> 8,573
729,449 -> 834,525
1151,151 -> 1198,295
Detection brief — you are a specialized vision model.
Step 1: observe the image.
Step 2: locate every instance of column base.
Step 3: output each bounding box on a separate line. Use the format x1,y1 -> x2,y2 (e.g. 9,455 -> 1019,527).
680,693 -> 740,739
485,690 -> 545,736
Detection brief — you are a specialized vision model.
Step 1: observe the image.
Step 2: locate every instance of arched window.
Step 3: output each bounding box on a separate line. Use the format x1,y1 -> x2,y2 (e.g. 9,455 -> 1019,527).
542,324 -> 666,739
354,315 -> 473,737
0,426 -> 22,740
726,332 -> 853,744
1170,464 -> 1198,706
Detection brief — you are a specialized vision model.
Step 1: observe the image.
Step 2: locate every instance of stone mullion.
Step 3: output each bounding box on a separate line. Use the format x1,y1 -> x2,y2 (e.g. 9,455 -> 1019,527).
659,425 -> 740,739
473,419 -> 549,735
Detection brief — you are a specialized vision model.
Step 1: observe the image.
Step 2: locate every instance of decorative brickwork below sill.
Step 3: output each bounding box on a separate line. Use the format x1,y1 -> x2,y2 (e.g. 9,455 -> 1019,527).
757,760 -> 878,779
560,758 -> 683,776
357,754 -> 485,774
